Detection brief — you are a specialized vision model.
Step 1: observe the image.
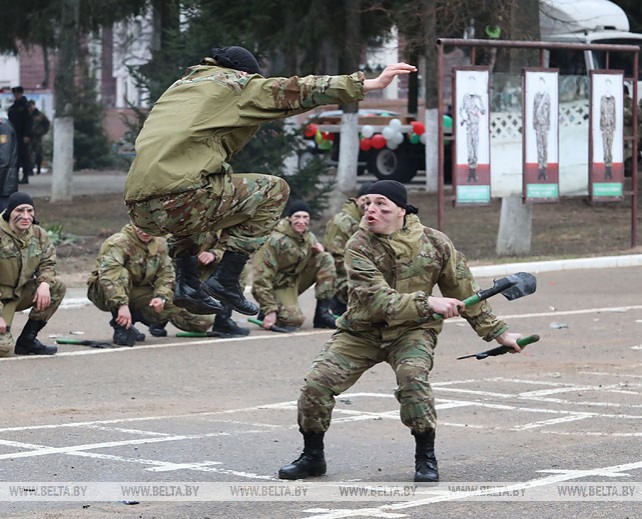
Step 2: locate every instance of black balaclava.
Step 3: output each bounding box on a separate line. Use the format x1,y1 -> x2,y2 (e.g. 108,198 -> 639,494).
3,192 -> 36,222
212,46 -> 260,74
366,180 -> 418,214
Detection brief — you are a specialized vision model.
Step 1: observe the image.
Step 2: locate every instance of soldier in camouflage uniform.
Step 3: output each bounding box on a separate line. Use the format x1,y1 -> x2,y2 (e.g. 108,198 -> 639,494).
252,200 -> 337,331
124,45 -> 416,319
622,86 -> 641,177
87,224 -> 214,346
278,181 -> 523,483
323,182 -> 373,316
0,193 -> 65,356
27,100 -> 50,175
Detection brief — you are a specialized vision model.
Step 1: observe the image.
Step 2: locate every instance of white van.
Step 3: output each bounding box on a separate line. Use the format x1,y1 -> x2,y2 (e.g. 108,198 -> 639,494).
541,0 -> 642,93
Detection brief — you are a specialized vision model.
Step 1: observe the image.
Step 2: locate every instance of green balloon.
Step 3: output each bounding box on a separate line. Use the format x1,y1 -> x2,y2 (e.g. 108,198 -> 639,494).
443,115 -> 453,130
409,133 -> 421,144
318,139 -> 333,151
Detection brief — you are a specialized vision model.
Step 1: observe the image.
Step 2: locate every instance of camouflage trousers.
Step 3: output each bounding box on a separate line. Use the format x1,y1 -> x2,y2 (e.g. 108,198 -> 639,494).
127,173 -> 290,258
266,251 -> 336,328
0,277 -> 67,357
297,327 -> 437,433
87,283 -> 213,332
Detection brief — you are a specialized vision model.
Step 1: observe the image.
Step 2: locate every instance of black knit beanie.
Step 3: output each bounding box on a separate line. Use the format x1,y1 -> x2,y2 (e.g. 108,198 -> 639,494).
286,200 -> 312,217
2,192 -> 35,222
366,180 -> 418,214
357,181 -> 374,198
212,46 -> 260,74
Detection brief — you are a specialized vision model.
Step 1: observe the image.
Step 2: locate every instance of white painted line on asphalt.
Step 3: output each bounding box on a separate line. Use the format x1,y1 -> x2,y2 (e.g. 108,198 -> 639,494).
579,370 -> 642,378
511,414 -> 594,430
470,254 -> 642,278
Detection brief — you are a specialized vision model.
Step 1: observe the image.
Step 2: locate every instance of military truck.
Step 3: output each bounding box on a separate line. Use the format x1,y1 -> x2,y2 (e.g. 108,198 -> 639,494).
300,108 -> 452,183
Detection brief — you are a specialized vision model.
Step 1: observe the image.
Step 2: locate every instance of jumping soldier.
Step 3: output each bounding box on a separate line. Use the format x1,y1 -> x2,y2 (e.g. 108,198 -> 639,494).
124,45 -> 416,319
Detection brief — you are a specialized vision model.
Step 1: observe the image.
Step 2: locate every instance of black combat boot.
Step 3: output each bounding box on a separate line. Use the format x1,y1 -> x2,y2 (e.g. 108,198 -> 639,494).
129,325 -> 146,342
211,305 -> 250,338
413,429 -> 439,483
313,299 -> 337,329
14,319 -> 57,355
278,430 -> 327,480
109,318 -> 138,347
174,255 -> 223,315
148,322 -> 168,337
203,251 -> 258,315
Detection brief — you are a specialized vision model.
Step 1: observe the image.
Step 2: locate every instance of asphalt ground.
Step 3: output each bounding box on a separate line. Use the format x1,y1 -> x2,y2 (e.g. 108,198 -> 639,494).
1,265 -> 641,519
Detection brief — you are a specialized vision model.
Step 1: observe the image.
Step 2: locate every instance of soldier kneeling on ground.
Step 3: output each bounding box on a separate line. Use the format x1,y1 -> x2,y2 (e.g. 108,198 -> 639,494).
0,193 -> 65,356
252,200 -> 337,333
87,224 -> 214,345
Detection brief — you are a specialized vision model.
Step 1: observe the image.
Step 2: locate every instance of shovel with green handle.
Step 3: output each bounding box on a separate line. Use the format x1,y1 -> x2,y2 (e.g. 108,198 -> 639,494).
247,317 -> 298,334
431,272 -> 537,321
457,334 -> 540,360
55,338 -> 113,349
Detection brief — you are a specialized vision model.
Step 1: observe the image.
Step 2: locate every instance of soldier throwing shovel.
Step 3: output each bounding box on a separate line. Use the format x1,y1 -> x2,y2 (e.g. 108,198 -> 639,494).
278,180 -> 538,483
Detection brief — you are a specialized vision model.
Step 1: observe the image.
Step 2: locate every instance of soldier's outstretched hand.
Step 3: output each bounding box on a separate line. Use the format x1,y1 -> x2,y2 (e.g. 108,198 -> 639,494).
364,63 -> 417,92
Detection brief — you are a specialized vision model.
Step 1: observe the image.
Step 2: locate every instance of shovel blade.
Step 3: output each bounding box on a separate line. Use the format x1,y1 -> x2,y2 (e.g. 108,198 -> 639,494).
500,272 -> 537,301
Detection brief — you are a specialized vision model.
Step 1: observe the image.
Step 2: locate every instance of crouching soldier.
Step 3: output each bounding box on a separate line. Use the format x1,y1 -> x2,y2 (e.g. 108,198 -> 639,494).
0,193 -> 65,356
87,224 -> 213,345
252,200 -> 337,332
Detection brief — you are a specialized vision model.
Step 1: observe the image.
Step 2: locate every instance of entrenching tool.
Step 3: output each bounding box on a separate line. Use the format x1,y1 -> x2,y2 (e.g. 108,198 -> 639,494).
457,334 -> 540,360
55,338 -> 113,349
432,272 -> 537,321
247,317 -> 296,334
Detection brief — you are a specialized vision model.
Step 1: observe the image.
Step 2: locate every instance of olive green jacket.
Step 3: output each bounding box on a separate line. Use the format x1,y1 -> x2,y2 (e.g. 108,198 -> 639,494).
338,214 -> 507,342
323,199 -> 362,303
125,64 -> 365,202
87,224 -> 175,311
252,218 -> 320,314
0,216 -> 58,314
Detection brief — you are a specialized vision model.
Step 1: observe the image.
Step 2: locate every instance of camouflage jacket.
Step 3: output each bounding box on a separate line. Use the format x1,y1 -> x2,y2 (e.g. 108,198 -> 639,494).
125,63 -> 365,202
0,216 -> 58,313
323,199 -> 362,301
337,214 -> 507,342
31,109 -> 50,139
87,224 -> 175,309
252,218 -> 320,314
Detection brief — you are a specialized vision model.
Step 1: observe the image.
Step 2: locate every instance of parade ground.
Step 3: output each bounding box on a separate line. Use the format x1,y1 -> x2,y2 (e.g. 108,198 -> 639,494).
1,262 -> 640,519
